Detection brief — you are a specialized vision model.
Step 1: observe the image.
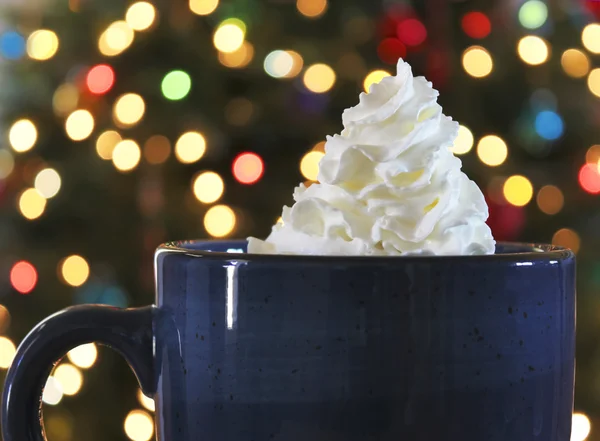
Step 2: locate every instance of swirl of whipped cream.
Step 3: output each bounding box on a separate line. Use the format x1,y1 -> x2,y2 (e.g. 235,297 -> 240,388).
248,59 -> 495,256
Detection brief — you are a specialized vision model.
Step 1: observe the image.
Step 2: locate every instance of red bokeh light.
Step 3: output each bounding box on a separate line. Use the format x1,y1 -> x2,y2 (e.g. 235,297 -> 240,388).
86,64 -> 115,95
232,152 -> 264,185
579,163 -> 600,194
461,12 -> 492,39
377,38 -> 407,65
396,19 -> 427,47
10,261 -> 38,294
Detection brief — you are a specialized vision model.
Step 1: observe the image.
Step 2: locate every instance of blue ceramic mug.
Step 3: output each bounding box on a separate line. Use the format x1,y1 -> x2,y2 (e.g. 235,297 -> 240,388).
2,240 -> 576,441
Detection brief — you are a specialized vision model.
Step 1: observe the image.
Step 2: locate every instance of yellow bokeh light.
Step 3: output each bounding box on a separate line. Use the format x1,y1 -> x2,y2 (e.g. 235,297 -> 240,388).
96,130 -> 122,160
34,168 -> 61,199
303,63 -> 336,93
137,390 -> 156,412
67,343 -> 98,369
218,41 -> 254,68
587,68 -> 600,98
517,35 -> 549,66
53,84 -> 79,116
99,21 -> 135,57
18,188 -> 46,220
54,363 -> 83,396
175,132 -> 206,164
190,0 -> 219,15
462,46 -> 493,78
561,49 -> 590,78
193,171 -> 224,204
27,30 -> 59,61
296,0 -> 328,18
113,93 -> 146,127
503,175 -> 533,207
0,336 -> 16,369
204,205 -> 236,237
285,51 -> 304,78
572,412 -> 591,441
0,150 -> 14,179
124,410 -> 154,441
477,135 -> 508,167
300,151 -> 324,181
126,2 -> 157,32
363,70 -> 391,93
65,109 -> 95,141
213,22 -> 245,54
582,24 -> 600,54
451,125 -> 475,155
42,377 -> 63,405
9,119 -> 38,153
60,255 -> 90,287
112,140 -> 142,172
536,185 -> 564,215
552,228 -> 581,254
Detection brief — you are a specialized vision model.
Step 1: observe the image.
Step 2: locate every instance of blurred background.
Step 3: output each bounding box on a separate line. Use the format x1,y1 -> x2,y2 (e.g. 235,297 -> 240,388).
0,0 -> 598,440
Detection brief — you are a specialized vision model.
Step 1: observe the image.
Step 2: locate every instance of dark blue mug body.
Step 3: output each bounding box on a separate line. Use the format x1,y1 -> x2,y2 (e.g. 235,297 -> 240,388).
2,240 -> 576,441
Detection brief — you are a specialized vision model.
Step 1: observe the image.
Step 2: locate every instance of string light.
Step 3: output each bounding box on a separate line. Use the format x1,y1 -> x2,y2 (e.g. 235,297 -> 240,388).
518,1 -> 548,30
579,163 -> 600,194
54,363 -> 83,395
124,410 -> 154,441
99,21 -> 134,57
303,63 -> 336,93
587,68 -> 600,98
561,49 -> 590,78
27,30 -> 59,60
112,140 -> 142,172
175,132 -> 206,164
264,50 -> 295,78
451,125 -> 475,155
213,21 -> 245,53
125,2 -> 157,32
113,93 -> 145,127
461,12 -> 491,39
0,336 -> 16,369
67,343 -> 98,369
363,70 -> 391,93
582,24 -> 600,54
535,110 -> 563,140
300,151 -> 324,180
87,64 -> 115,95
462,46 -> 493,78
53,84 -> 79,115
571,413 -> 591,441
10,261 -> 38,294
60,255 -> 90,287
296,0 -> 328,18
96,131 -> 122,160
193,171 -> 224,203
42,377 -> 63,405
143,135 -> 171,164
552,228 -> 580,254
189,0 -> 219,16
9,119 -> 38,153
34,168 -> 61,199
65,109 -> 95,141
477,135 -> 508,166
218,41 -> 254,68
204,205 -> 236,237
18,188 -> 46,220
397,19 -> 427,46
503,175 -> 533,207
161,71 -> 191,101
537,185 -> 564,215
517,36 -> 549,66
137,390 -> 155,412
232,152 -> 264,184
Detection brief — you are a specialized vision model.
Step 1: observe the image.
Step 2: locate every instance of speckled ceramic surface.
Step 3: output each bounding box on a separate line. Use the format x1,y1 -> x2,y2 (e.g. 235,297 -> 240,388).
2,240 -> 575,441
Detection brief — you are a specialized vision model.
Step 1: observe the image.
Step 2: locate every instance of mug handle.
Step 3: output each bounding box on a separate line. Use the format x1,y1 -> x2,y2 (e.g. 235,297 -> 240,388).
1,305 -> 155,441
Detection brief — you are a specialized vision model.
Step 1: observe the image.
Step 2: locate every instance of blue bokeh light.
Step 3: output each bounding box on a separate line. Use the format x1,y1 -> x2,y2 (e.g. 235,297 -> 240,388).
0,31 -> 26,60
535,110 -> 564,141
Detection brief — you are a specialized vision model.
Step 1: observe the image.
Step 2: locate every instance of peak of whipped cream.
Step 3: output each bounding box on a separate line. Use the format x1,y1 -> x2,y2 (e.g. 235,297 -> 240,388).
248,59 -> 495,256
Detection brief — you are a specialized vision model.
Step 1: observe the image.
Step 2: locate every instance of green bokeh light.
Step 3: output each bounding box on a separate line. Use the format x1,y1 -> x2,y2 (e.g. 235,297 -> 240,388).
519,0 -> 548,30
161,70 -> 192,101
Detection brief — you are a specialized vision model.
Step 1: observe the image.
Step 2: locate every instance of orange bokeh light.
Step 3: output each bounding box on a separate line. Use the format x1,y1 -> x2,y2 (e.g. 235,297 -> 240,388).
86,64 -> 115,95
10,261 -> 38,294
579,163 -> 600,194
232,152 -> 264,184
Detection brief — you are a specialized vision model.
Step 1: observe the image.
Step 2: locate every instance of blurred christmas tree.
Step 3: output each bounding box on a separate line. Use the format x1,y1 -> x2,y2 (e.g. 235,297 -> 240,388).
0,0 -> 600,440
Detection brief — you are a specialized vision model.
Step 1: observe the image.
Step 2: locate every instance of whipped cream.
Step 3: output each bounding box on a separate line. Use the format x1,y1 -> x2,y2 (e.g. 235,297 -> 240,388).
248,59 -> 495,256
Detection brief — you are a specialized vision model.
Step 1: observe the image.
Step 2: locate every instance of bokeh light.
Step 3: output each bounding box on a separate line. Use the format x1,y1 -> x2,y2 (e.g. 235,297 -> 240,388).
161,71 -> 192,100
138,390 -> 155,412
204,205 -> 236,237
477,135 -> 508,166
518,36 -> 549,66
503,175 -> 533,207
219,41 -> 254,68
582,24 -> 600,54
0,150 -> 14,179
561,49 -> 590,78
303,63 -> 336,93
18,188 -> 46,220
193,171 -> 224,204
27,30 -> 59,60
213,21 -> 245,53
99,21 -> 134,57
461,12 -> 491,39
114,93 -> 145,127
175,132 -> 206,164
451,125 -> 475,155
0,336 -> 16,369
10,261 -> 38,294
124,410 -> 154,441
397,19 -> 427,46
462,46 -> 493,78
60,255 -> 90,287
96,130 -> 122,160
552,228 -> 580,254
67,343 -> 98,369
35,168 -> 61,199
571,412 -> 591,441
537,185 -> 564,215
54,363 -> 83,395
264,50 -> 294,78
587,68 -> 600,98
225,97 -> 255,126
53,84 -> 79,115
112,140 -> 142,172
232,152 -> 264,184
144,135 -> 171,165
9,119 -> 38,153
87,64 -> 115,95
377,38 -> 407,65
579,163 -> 600,194
65,109 -> 95,141
0,31 -> 26,60
0,304 -> 10,334
300,151 -> 324,181
363,70 -> 391,93
535,110 -> 564,140
586,145 -> 600,165
125,2 -> 157,32
518,1 -> 548,30
189,0 -> 219,16
42,377 -> 63,405
296,0 -> 328,18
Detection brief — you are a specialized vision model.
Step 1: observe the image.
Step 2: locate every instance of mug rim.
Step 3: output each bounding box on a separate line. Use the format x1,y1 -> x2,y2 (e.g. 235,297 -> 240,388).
157,240 -> 575,263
